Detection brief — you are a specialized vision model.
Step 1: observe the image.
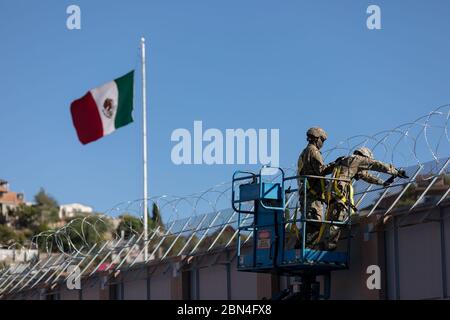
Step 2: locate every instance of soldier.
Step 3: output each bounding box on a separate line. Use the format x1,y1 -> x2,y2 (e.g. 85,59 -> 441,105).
316,146 -> 408,250
296,127 -> 335,246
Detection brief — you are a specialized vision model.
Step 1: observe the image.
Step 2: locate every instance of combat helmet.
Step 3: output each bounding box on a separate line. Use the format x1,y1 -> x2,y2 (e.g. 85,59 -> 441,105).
354,147 -> 374,159
306,127 -> 328,141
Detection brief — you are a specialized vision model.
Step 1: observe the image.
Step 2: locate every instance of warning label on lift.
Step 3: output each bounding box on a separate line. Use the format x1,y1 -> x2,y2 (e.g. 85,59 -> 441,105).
257,230 -> 271,249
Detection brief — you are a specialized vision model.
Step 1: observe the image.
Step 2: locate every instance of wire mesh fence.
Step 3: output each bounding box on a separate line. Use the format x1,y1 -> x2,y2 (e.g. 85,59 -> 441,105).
0,106 -> 449,298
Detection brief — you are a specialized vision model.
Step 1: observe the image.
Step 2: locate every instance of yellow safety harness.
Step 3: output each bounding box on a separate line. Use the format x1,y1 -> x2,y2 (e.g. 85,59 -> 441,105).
305,179 -> 326,202
294,153 -> 359,246
328,166 -> 355,210
315,166 -> 356,245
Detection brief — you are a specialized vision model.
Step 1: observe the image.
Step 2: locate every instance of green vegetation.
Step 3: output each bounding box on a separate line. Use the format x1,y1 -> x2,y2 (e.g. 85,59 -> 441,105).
0,188 -> 109,249
60,214 -> 114,250
0,188 -> 61,247
34,188 -> 59,223
116,214 -> 143,238
117,202 -> 165,239
0,190 -> 169,255
0,224 -> 22,245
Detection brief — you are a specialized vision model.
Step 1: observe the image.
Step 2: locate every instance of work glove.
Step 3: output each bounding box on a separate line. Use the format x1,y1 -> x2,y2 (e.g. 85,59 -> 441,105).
334,156 -> 345,164
396,169 -> 409,179
383,175 -> 396,187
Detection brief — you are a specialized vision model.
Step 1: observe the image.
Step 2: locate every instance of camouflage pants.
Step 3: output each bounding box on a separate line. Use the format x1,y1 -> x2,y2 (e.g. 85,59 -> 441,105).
299,194 -> 324,246
320,200 -> 347,248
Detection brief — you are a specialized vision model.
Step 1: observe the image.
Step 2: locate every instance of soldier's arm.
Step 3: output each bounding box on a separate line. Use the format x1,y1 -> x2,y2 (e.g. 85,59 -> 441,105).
310,148 -> 331,176
355,171 -> 384,185
322,156 -> 345,176
322,162 -> 336,176
363,158 -> 399,176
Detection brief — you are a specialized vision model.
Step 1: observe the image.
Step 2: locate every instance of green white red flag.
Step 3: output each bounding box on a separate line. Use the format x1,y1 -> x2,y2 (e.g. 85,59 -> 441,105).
70,71 -> 134,145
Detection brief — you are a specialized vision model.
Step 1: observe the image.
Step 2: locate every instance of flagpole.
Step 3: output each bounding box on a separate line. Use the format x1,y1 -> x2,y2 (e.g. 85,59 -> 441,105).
141,37 -> 148,261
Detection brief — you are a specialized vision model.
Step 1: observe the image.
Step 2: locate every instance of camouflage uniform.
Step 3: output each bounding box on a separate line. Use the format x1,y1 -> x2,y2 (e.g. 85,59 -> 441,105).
296,128 -> 334,246
318,148 -> 400,250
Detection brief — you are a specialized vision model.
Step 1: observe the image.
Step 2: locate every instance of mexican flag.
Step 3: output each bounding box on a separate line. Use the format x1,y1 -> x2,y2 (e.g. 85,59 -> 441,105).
70,71 -> 134,145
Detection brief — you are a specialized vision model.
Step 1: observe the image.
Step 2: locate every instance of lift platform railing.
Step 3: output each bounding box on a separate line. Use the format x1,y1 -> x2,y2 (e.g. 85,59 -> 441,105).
233,167 -> 353,274
233,170 -> 353,227
285,174 -> 352,267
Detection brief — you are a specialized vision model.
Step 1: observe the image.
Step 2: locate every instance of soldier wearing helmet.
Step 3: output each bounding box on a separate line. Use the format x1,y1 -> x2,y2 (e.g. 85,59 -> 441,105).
316,146 -> 408,251
307,127 -> 328,148
296,127 -> 335,246
337,147 -> 407,187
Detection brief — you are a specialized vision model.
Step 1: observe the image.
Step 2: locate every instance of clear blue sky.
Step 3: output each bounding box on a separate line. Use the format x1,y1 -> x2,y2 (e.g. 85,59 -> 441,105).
2,0 -> 450,215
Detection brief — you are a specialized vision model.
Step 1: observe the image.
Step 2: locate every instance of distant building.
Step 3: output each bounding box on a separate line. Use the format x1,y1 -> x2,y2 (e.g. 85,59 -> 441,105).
0,179 -> 24,223
0,248 -> 38,264
58,203 -> 93,220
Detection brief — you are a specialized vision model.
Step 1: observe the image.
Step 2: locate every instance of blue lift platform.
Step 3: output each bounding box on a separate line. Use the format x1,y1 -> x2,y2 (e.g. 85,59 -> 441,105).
232,167 -> 352,300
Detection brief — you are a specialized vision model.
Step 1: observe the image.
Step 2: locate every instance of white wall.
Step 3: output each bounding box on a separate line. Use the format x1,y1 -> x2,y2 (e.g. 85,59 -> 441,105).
0,249 -> 38,263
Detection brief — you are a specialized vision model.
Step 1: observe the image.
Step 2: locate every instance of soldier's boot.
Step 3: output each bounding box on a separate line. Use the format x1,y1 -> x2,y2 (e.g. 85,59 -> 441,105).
306,230 -> 319,244
305,224 -> 320,248
325,227 -> 341,251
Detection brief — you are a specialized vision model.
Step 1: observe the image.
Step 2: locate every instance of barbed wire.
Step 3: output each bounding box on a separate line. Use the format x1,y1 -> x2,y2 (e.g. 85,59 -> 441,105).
1,105 -> 449,297
320,104 -> 450,173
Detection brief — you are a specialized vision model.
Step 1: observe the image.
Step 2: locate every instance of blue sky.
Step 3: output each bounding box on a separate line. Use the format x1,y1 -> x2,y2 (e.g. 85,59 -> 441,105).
1,0 -> 450,215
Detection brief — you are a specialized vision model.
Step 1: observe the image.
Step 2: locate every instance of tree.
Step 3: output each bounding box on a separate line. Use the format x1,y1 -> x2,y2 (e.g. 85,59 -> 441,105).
34,188 -> 58,208
14,204 -> 40,230
149,202 -> 164,230
13,189 -> 59,230
116,214 -> 143,239
41,215 -> 114,252
34,188 -> 59,223
117,203 -> 165,239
